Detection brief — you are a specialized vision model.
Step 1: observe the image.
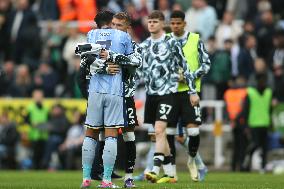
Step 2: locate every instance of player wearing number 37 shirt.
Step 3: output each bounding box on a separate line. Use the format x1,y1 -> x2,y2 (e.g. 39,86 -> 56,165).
137,10 -> 200,183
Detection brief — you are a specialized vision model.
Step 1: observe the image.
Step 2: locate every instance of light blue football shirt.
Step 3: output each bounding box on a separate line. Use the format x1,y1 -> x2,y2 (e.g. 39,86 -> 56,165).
87,28 -> 133,96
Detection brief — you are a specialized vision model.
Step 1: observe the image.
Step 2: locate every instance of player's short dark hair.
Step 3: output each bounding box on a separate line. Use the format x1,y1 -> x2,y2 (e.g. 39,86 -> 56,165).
113,12 -> 132,25
94,10 -> 114,28
148,10 -> 165,21
170,10 -> 185,21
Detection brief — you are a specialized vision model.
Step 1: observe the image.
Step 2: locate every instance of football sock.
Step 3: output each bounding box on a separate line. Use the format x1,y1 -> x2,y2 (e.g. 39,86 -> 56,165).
82,137 -> 97,180
102,137 -> 117,183
152,153 -> 164,175
187,128 -> 200,158
125,141 -> 136,178
122,132 -> 136,180
195,152 -> 205,169
162,155 -> 174,177
144,142 -> 155,173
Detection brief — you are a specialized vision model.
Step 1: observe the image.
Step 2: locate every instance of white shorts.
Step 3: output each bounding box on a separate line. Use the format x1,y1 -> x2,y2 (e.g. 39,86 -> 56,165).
85,92 -> 125,129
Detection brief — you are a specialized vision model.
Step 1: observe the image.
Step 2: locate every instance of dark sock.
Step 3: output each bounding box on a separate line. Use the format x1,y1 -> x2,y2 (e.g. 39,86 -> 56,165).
188,135 -> 200,157
152,153 -> 164,175
125,141 -> 136,174
167,135 -> 176,164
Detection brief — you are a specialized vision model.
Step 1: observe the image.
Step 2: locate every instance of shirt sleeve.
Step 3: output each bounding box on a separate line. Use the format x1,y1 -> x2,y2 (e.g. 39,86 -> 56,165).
173,39 -> 197,94
107,41 -> 142,67
193,40 -> 211,78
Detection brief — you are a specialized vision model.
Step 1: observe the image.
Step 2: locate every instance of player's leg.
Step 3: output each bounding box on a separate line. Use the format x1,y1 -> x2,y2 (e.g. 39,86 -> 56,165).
180,92 -> 206,181
134,126 -> 155,181
99,128 -> 120,188
98,94 -> 124,188
81,128 -> 100,188
91,130 -> 122,181
81,92 -> 103,188
146,94 -> 177,183
142,95 -> 159,182
122,96 -> 139,187
161,128 -> 177,183
122,127 -> 136,188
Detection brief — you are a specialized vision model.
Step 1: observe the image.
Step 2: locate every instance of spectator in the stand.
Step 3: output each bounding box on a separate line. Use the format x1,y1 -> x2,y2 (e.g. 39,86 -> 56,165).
42,104 -> 69,169
35,63 -> 58,97
26,89 -> 49,169
208,39 -> 233,99
57,0 -> 76,21
72,0 -> 97,33
43,22 -> 67,74
6,0 -> 39,64
0,112 -> 19,169
224,76 -> 248,172
243,20 -> 255,35
185,0 -> 217,41
238,33 -> 257,80
156,0 -> 171,23
38,0 -> 59,20
248,58 -> 275,90
126,2 -> 149,41
272,30 -> 284,102
0,60 -> 15,96
241,73 -> 272,172
207,0 -> 227,20
255,10 -> 275,61
0,0 -> 12,61
8,64 -> 32,97
58,0 -> 97,33
215,11 -> 243,50
174,0 -> 191,11
66,55 -> 83,98
59,110 -> 84,169
63,26 -> 85,76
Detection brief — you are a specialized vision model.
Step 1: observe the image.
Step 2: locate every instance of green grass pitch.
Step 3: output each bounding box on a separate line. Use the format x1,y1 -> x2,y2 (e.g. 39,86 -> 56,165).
0,171 -> 283,189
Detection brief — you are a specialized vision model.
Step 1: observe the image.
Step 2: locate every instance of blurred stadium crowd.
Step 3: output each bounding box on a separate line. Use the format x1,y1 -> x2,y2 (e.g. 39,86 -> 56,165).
0,0 -> 284,171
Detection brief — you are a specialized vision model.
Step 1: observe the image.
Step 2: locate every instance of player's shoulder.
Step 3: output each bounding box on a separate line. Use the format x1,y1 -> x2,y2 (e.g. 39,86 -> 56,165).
140,37 -> 151,48
113,29 -> 130,37
87,29 -> 96,38
165,34 -> 178,46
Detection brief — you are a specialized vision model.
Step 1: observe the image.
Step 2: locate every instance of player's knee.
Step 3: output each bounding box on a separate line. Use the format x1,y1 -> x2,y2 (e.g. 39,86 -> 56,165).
85,128 -> 99,139
122,132 -> 135,142
187,127 -> 200,136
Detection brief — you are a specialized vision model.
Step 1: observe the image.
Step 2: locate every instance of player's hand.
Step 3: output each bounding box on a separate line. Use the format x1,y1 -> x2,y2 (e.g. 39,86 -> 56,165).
189,93 -> 200,106
107,62 -> 120,74
176,136 -> 185,144
100,50 -> 109,60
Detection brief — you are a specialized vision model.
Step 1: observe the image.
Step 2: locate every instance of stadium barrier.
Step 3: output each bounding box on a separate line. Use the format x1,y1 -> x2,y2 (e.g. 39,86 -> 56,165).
1,98 -> 283,169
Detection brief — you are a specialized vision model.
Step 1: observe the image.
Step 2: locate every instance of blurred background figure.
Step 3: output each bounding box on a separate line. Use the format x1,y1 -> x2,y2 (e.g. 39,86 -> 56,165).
7,64 -> 32,97
185,0 -> 217,41
41,104 -> 69,170
224,76 -> 248,171
241,73 -> 272,173
58,110 -> 84,170
0,112 -> 19,169
26,89 -> 49,169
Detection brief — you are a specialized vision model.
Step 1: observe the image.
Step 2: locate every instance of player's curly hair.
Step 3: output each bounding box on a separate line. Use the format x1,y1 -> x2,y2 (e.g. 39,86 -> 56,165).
94,10 -> 114,28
